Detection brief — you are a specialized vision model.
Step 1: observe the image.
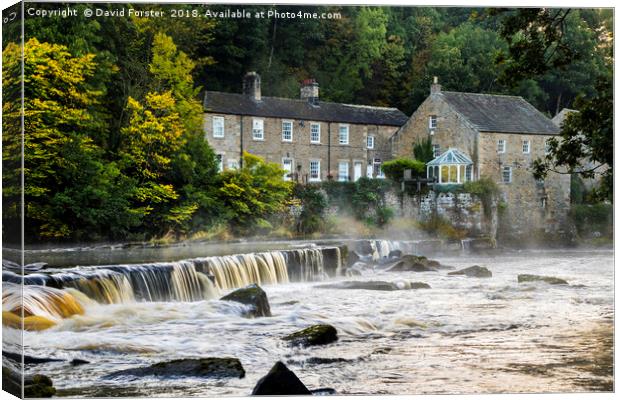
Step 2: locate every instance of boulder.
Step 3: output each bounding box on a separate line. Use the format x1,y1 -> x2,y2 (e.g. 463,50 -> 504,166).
3,367 -> 56,398
386,255 -> 438,272
282,324 -> 338,347
448,265 -> 492,278
220,284 -> 271,317
70,359 -> 90,366
517,274 -> 568,285
252,361 -> 311,395
105,357 -> 245,379
388,249 -> 403,259
410,282 -> 431,289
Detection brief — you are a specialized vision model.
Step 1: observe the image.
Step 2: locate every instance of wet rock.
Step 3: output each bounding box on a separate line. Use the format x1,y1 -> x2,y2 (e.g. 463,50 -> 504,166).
252,361 -> 311,395
105,357 -> 245,379
70,359 -> 90,366
316,280 -> 430,291
24,374 -> 56,398
448,265 -> 492,278
220,284 -> 271,317
282,324 -> 338,347
310,388 -> 337,395
3,367 -> 57,398
517,274 -> 568,285
2,351 -> 64,364
385,255 -> 438,272
388,249 -> 403,259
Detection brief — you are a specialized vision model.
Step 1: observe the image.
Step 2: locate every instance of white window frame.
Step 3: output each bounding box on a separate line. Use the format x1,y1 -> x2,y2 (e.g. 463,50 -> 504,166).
339,124 -> 349,145
252,118 -> 264,141
212,116 -> 225,138
432,144 -> 441,158
216,153 -> 224,172
429,115 -> 437,129
310,123 -> 321,144
338,161 -> 349,182
545,139 -> 552,155
497,139 -> 506,154
309,160 -> 321,182
502,166 -> 512,183
282,120 -> 293,142
367,135 -> 375,149
282,157 -> 294,181
522,140 -> 530,154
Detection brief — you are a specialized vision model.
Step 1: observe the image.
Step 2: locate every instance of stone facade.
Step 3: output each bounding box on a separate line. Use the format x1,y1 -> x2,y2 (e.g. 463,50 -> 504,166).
203,73 -> 406,183
391,81 -> 571,237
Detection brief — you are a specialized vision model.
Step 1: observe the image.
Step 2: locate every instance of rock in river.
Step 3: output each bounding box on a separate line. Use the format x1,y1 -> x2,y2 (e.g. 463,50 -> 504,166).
105,357 -> 245,379
282,324 -> 338,347
3,367 -> 56,398
517,274 -> 568,285
220,284 -> 271,317
252,361 -> 311,395
448,265 -> 492,278
315,280 -> 430,291
385,255 -> 439,272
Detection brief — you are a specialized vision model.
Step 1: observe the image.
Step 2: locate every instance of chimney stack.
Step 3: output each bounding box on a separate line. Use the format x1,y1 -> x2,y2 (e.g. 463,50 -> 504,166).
243,71 -> 261,101
300,78 -> 319,105
430,76 -> 441,94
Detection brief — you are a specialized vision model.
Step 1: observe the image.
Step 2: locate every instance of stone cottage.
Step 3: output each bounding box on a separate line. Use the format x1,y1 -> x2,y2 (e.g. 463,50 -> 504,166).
391,78 -> 571,236
202,72 -> 408,182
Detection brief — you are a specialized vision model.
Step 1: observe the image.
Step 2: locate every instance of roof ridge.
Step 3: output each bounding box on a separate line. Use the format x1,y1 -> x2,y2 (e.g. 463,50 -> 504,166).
205,90 -> 404,113
441,90 -> 525,100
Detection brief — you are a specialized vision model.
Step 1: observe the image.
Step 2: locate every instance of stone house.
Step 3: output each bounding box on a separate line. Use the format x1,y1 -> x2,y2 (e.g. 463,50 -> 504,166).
202,72 -> 408,182
391,78 -> 571,236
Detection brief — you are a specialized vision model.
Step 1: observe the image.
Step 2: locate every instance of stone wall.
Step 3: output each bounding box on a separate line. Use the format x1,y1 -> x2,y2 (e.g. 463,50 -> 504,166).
384,189 -> 488,235
204,112 -> 398,182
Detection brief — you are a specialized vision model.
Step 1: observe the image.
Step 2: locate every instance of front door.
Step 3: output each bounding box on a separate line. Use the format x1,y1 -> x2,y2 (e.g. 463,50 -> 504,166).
354,161 -> 362,181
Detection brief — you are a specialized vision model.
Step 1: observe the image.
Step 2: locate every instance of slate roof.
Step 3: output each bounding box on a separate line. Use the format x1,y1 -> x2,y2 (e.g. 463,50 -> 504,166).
203,91 -> 409,127
551,108 -> 577,127
439,91 -> 560,135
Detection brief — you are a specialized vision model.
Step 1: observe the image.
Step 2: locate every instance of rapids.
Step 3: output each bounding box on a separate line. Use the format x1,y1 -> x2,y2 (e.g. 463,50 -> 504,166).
2,245 -> 613,396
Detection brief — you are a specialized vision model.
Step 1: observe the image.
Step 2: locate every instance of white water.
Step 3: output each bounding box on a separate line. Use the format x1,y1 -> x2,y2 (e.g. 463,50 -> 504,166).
4,248 -> 614,396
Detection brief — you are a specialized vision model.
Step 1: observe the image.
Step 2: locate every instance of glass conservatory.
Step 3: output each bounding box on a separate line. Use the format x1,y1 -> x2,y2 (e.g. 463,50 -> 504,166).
426,148 -> 474,184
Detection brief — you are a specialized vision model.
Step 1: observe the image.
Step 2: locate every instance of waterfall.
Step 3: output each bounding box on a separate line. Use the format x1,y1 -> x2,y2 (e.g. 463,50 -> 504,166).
195,251 -> 289,291
3,282 -> 84,322
3,247 -> 342,315
371,240 -> 401,260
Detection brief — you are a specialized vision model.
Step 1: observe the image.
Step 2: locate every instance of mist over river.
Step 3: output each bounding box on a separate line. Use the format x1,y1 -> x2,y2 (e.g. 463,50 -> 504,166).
2,245 -> 613,397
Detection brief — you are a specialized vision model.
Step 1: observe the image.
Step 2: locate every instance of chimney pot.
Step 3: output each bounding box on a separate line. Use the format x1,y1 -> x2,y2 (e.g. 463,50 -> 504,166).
243,71 -> 261,101
431,76 -> 442,94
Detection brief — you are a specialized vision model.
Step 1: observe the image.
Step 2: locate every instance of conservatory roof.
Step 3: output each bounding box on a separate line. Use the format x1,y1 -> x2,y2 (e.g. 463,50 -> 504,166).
427,148 -> 473,166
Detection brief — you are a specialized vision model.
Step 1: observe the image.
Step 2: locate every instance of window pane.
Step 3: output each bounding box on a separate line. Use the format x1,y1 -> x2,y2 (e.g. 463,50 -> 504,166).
441,165 -> 449,182
339,125 -> 349,144
282,121 -> 292,141
311,124 -> 320,142
338,162 -> 349,181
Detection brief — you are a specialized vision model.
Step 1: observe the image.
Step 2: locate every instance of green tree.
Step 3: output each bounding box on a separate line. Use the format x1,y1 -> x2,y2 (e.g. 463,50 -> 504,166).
413,137 -> 435,163
217,152 -> 293,232
382,158 -> 426,182
3,39 -> 134,241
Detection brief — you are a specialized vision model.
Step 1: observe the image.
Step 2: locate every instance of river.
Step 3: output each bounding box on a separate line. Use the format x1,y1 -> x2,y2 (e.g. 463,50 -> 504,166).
2,242 -> 613,396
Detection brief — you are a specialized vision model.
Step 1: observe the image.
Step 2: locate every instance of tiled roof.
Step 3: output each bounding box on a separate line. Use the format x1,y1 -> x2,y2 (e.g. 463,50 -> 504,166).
439,91 -> 560,135
203,91 -> 409,127
551,108 -> 577,127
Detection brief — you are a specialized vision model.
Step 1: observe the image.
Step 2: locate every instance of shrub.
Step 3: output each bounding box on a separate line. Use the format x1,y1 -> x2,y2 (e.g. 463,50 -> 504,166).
382,158 -> 426,182
293,184 -> 328,234
413,137 -> 435,163
463,177 -> 501,218
570,203 -> 613,238
418,215 -> 467,241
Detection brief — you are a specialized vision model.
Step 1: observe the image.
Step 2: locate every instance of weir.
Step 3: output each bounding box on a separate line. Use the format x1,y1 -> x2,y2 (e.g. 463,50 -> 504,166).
2,246 -> 345,314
